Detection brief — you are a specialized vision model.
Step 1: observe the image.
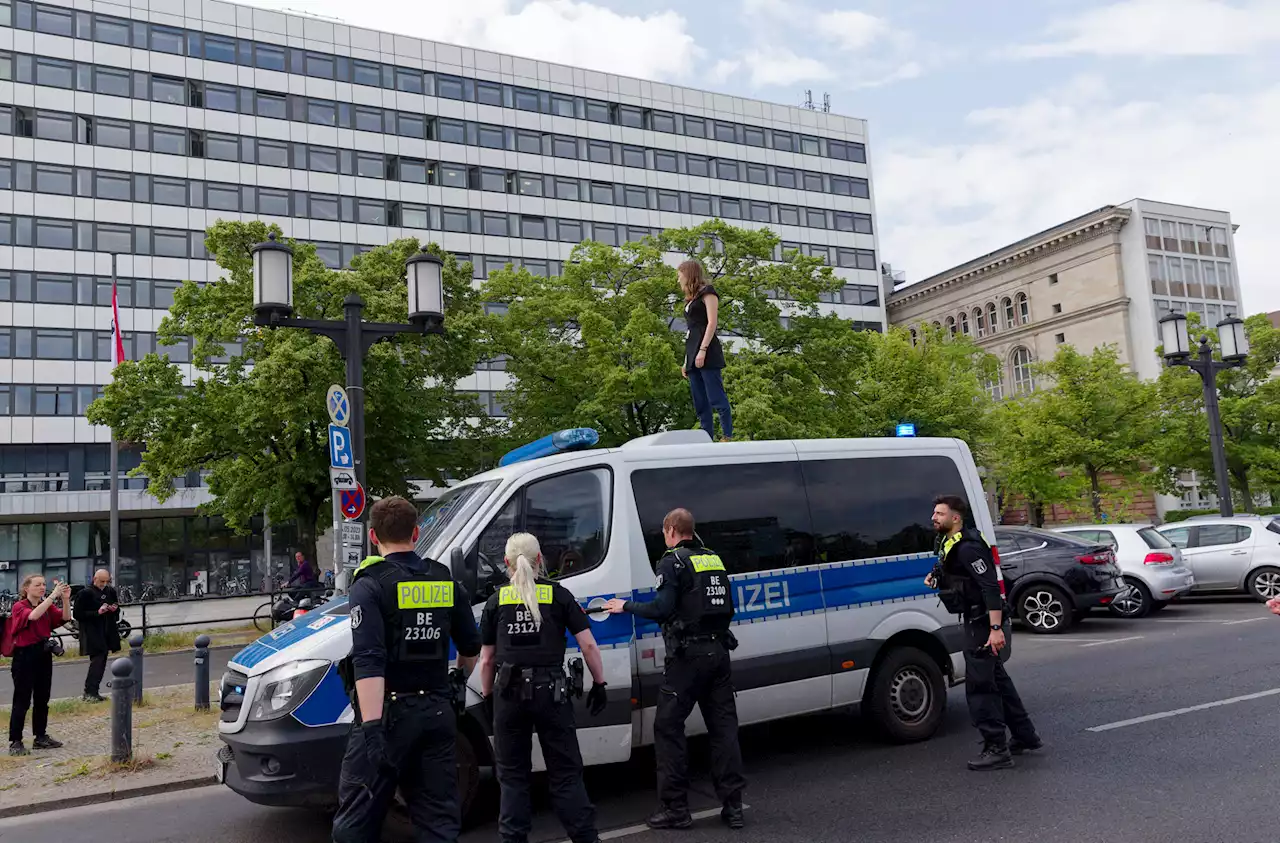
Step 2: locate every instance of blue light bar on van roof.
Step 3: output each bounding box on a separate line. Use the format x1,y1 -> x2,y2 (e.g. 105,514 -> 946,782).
498,428 -> 600,467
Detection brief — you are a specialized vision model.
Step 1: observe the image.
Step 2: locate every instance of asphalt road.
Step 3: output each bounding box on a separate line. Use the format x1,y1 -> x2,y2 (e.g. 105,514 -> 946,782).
0,647 -> 237,701
3,597 -> 1278,843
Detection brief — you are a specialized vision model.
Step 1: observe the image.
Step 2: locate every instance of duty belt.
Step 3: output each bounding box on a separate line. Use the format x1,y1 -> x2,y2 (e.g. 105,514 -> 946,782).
496,664 -> 568,703
386,688 -> 449,703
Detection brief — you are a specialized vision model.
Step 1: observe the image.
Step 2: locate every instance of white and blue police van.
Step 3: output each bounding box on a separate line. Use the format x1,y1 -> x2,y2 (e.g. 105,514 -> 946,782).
216,428 -> 991,815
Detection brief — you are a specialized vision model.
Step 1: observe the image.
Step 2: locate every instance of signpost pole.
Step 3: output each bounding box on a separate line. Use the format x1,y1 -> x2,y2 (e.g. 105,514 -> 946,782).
344,296 -> 367,563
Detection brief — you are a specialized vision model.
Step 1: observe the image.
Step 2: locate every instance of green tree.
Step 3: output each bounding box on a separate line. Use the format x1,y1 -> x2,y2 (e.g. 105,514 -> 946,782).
86,220 -> 489,555
985,344 -> 1164,523
1156,313 -> 1280,510
983,397 -> 1088,527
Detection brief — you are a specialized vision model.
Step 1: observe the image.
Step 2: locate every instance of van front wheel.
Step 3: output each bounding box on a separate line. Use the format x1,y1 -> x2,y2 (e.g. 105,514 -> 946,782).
864,646 -> 946,743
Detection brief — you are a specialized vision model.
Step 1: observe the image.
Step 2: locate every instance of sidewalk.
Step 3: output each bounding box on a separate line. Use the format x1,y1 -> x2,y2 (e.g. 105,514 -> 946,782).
0,683 -> 220,817
0,646 -> 239,702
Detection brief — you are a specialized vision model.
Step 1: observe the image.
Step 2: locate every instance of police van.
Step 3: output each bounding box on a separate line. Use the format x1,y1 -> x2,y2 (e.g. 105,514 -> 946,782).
216,429 -> 991,815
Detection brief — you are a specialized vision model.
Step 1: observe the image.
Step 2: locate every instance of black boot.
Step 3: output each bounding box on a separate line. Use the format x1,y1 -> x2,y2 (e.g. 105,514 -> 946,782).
32,734 -> 64,750
721,801 -> 745,830
967,742 -> 1013,771
645,806 -> 694,830
1009,734 -> 1044,755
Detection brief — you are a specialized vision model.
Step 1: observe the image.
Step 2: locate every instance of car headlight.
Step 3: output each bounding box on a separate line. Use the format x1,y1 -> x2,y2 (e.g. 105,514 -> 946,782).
247,660 -> 330,722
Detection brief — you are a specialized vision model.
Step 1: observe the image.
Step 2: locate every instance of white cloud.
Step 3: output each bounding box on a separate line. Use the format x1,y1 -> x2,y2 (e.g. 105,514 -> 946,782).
731,47 -> 835,87
877,76 -> 1280,314
243,0 -> 699,80
817,10 -> 891,52
1012,0 -> 1280,58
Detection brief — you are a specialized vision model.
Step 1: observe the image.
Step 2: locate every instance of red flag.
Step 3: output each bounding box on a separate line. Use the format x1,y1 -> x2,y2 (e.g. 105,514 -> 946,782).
111,278 -> 125,366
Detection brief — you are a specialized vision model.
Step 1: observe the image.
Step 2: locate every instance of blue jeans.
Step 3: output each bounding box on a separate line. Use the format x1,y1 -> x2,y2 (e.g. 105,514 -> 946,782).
688,365 -> 732,439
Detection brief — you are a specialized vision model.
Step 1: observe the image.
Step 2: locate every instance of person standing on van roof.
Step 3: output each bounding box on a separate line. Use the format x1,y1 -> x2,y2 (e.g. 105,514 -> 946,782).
927,495 -> 1043,771
678,259 -> 733,442
604,508 -> 747,831
331,496 -> 481,843
477,533 -> 609,843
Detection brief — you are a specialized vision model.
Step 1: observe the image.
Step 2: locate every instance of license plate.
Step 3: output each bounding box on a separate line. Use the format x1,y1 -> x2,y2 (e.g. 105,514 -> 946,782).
214,759 -> 225,784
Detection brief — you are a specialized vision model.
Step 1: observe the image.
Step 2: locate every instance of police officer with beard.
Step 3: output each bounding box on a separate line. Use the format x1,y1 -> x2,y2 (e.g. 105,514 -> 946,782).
926,495 -> 1042,771
605,508 -> 746,831
332,496 -> 481,843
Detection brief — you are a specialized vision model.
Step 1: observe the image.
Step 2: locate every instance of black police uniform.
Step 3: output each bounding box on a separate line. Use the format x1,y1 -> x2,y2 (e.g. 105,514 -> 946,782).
481,579 -> 598,843
623,539 -> 746,820
936,528 -> 1040,762
332,551 -> 481,843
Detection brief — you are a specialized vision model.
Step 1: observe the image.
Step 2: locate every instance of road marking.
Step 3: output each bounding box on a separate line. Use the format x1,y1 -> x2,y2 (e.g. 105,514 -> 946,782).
1020,636 -> 1106,643
1079,635 -> 1144,648
1151,618 -> 1239,623
590,804 -> 750,841
1224,617 -> 1268,625
1086,687 -> 1280,732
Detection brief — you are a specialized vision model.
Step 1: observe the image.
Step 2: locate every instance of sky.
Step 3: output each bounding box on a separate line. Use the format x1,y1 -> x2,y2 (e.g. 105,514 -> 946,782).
244,0 -> 1280,315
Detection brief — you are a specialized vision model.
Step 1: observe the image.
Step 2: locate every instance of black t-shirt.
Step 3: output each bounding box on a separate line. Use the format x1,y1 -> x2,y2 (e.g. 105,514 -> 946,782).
481,579 -> 590,667
684,285 -> 726,370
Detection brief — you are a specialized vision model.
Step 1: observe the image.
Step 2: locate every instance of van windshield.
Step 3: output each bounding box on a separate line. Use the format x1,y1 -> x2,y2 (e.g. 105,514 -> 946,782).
416,481 -> 500,561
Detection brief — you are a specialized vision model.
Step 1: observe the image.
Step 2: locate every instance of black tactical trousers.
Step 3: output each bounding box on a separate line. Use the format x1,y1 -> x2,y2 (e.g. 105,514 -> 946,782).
494,677 -> 597,843
332,693 -> 458,843
963,618 -> 1037,748
654,642 -> 746,810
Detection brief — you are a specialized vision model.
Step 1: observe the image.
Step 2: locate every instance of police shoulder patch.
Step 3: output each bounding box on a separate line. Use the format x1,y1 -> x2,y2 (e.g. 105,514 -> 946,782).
971,559 -> 988,575
350,605 -> 363,629
655,573 -> 664,588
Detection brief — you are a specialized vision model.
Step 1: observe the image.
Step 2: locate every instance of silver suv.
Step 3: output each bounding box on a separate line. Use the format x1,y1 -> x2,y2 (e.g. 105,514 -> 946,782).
1157,515 -> 1280,602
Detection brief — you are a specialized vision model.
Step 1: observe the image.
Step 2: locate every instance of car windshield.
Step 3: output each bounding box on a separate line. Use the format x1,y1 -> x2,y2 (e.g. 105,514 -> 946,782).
416,481 -> 500,560
1138,527 -> 1173,549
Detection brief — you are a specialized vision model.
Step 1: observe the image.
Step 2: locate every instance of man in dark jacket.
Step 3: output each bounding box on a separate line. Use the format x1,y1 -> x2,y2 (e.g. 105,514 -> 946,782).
926,495 -> 1041,770
73,569 -> 117,702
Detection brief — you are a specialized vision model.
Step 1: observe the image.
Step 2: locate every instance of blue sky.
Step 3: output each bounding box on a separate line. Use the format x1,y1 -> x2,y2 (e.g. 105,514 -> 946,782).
249,0 -> 1279,314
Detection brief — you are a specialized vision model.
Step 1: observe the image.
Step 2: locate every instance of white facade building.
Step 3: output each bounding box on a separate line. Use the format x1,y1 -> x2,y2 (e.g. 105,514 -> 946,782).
0,0 -> 885,591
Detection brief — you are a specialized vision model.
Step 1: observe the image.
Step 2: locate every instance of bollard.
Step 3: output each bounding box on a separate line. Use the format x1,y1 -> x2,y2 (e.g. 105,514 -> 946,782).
109,658 -> 134,763
129,632 -> 145,703
194,634 -> 211,710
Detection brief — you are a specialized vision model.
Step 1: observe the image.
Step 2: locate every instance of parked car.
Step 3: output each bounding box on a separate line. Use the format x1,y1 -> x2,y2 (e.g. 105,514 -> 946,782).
992,526 -> 1127,633
1156,515 -> 1280,602
1053,524 -> 1195,618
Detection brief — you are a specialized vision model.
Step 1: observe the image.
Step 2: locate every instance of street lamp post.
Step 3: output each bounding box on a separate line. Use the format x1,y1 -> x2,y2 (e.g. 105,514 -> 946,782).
1159,312 -> 1250,517
251,233 -> 445,557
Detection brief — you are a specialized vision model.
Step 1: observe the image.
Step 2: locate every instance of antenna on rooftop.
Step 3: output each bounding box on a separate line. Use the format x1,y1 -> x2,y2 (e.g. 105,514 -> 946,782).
822,93 -> 831,113
803,90 -> 814,110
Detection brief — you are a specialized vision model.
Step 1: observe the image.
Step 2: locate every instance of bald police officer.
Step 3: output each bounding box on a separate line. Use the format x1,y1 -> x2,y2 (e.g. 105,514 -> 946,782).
332,496 -> 481,843
605,508 -> 746,831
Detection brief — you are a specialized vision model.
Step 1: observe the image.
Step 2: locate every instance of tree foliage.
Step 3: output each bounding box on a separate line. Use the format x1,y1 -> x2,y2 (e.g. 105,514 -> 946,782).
1155,313 -> 1280,510
86,220 -> 488,553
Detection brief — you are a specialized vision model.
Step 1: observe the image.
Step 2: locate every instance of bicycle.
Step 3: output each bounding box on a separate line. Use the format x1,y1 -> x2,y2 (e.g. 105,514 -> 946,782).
139,582 -> 158,602
117,585 -> 135,605
0,591 -> 15,616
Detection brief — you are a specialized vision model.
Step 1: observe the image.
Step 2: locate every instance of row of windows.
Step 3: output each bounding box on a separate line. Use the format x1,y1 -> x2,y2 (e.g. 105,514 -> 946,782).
0,158 -> 875,236
0,272 -> 180,309
936,293 -> 1031,339
1148,255 -> 1235,302
0,56 -> 870,199
1153,299 -> 1239,335
0,383 -> 102,416
0,214 -> 879,275
983,347 -> 1036,401
0,329 -> 193,363
1,0 -> 864,163
1142,218 -> 1230,259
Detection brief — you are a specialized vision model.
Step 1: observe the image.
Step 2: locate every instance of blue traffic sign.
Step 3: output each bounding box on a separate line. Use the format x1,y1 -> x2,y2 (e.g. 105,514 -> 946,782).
328,425 -> 353,468
326,384 -> 350,427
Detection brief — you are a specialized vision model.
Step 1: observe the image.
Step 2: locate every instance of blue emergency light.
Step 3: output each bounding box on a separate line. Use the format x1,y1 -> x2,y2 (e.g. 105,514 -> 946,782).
895,423 -> 917,437
498,428 -> 601,466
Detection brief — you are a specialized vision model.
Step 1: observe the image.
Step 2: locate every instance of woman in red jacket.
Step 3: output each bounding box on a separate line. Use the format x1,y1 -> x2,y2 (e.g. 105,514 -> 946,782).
8,574 -> 70,756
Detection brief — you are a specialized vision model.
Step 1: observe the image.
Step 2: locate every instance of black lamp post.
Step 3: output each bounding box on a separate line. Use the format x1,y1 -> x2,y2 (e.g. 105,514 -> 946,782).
1159,312 -> 1250,517
251,233 -> 445,551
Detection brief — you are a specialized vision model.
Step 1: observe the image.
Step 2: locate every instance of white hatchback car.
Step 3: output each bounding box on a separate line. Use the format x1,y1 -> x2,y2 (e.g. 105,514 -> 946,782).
1054,524 -> 1195,618
1157,516 -> 1280,603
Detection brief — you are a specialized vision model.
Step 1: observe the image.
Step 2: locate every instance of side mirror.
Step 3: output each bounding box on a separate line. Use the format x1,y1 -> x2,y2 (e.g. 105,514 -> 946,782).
451,546 -> 477,599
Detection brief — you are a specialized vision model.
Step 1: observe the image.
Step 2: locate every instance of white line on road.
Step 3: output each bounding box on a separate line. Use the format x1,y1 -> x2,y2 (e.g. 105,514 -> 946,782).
1223,617 -> 1268,626
1079,635 -> 1145,648
586,804 -> 750,841
1020,636 -> 1110,643
1086,687 -> 1280,732
1151,618 -> 1240,623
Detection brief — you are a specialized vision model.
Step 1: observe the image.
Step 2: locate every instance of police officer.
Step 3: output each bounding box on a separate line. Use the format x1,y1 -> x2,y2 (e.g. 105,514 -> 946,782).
605,508 -> 746,831
477,532 -> 608,843
926,494 -> 1043,771
332,496 -> 481,843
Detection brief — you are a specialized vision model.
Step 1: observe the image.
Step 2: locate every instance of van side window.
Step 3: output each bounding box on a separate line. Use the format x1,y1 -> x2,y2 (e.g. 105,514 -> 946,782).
630,462 -> 813,575
468,468 -> 612,602
802,456 -> 965,562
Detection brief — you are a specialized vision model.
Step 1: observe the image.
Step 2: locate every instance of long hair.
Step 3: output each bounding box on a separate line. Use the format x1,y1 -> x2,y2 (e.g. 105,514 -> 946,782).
18,574 -> 44,602
504,532 -> 547,625
678,259 -> 707,301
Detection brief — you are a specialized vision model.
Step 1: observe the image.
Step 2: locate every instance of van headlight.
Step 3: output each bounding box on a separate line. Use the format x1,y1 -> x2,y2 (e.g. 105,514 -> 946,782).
247,660 -> 330,721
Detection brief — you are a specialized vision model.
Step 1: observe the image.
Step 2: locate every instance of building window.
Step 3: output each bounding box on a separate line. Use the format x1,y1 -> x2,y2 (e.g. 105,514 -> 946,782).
945,316 -> 956,337
1016,293 -> 1030,324
1011,347 -> 1034,395
1144,217 -> 1161,250
909,329 -> 918,346
1052,303 -> 1062,314
1048,273 -> 1058,285
985,374 -> 1003,401
959,311 -> 970,335
985,303 -> 998,334
1055,333 -> 1066,344
974,308 -> 986,338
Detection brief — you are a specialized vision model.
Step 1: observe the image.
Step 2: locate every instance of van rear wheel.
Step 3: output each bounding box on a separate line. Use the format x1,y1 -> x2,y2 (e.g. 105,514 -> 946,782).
864,646 -> 946,743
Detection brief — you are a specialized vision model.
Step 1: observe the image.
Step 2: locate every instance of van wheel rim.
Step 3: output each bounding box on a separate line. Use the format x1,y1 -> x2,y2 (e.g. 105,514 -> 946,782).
890,666 -> 931,723
1024,591 -> 1064,629
1113,586 -> 1143,616
1255,572 -> 1280,599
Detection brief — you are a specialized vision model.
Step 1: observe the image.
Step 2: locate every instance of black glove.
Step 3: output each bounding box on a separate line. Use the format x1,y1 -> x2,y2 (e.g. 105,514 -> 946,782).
360,719 -> 396,775
587,681 -> 608,716
480,693 -> 495,726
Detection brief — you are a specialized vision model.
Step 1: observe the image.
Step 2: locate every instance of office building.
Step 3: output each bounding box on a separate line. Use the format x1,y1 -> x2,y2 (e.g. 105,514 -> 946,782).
0,0 -> 885,591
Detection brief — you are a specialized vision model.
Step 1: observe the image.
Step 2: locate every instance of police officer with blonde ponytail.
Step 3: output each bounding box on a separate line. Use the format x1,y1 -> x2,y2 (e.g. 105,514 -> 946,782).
478,533 -> 609,843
